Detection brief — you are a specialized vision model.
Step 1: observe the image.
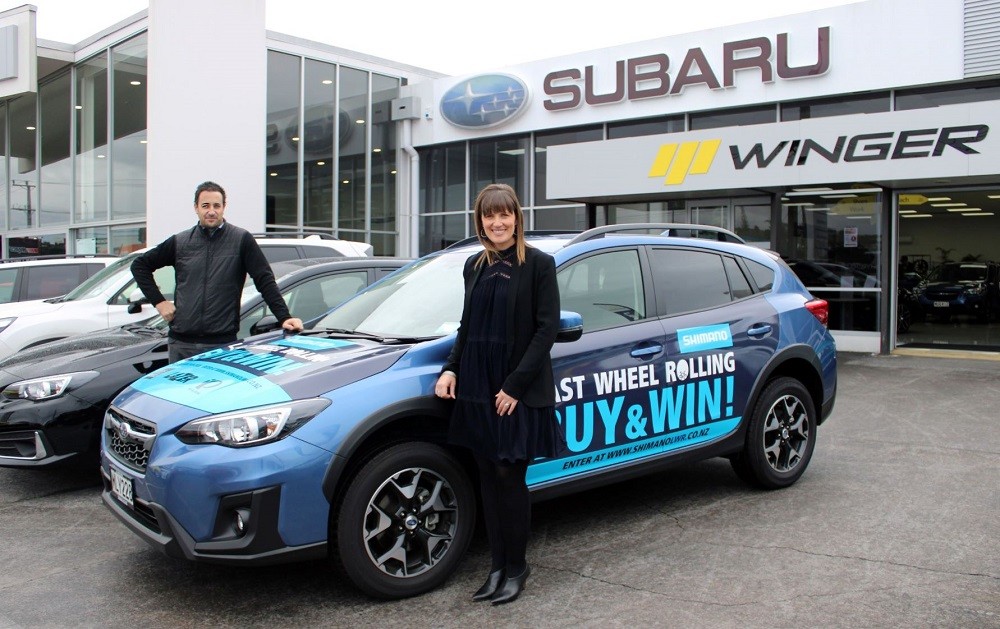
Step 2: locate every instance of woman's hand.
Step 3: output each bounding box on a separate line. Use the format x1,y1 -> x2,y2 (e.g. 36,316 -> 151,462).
494,390 -> 519,416
435,372 -> 456,399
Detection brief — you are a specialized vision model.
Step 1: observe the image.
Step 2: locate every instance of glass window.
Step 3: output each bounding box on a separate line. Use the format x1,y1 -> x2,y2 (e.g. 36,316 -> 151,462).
781,92 -> 890,121
0,268 -> 16,302
895,79 -> 1000,111
557,249 -> 646,331
303,59 -> 335,230
39,72 -> 72,227
75,52 -> 108,223
649,248 -> 733,315
470,135 -> 529,204
371,73 -> 399,251
110,225 -> 145,255
689,104 -> 776,131
534,205 -> 588,231
73,226 -> 109,254
9,94 -> 38,230
22,265 -> 85,300
608,115 -> 684,139
745,259 -> 774,292
111,33 -> 147,220
339,66 -> 368,233
733,201 -> 772,248
535,126 -> 602,206
419,213 -> 465,254
266,51 -> 301,226
419,143 -> 465,213
0,104 -> 7,231
723,256 -> 753,300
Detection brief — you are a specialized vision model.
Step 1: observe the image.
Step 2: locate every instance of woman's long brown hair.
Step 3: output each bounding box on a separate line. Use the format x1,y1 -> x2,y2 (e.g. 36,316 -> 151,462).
472,183 -> 528,268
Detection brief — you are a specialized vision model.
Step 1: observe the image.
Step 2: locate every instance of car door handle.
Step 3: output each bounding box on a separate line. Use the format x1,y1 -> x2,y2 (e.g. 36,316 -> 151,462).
747,324 -> 772,337
630,344 -> 663,358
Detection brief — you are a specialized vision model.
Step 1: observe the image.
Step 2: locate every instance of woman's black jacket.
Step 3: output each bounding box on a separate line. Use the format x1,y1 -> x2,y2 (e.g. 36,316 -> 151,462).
442,245 -> 560,408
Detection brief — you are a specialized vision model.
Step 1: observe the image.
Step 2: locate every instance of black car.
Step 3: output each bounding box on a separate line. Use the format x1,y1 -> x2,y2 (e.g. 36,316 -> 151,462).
0,256 -> 408,469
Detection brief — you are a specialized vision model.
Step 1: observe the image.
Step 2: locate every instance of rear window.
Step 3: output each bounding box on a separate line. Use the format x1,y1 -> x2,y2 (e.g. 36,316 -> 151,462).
746,259 -> 775,292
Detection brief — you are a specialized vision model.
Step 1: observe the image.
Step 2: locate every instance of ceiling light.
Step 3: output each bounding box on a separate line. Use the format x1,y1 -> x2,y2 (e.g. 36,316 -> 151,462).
782,202 -> 815,207
373,148 -> 381,153
390,170 -> 397,174
820,194 -> 858,199
97,154 -> 105,158
290,136 -> 299,142
930,203 -> 966,207
901,214 -> 932,218
925,197 -> 951,201
139,140 -> 147,144
316,161 -> 325,166
25,126 -> 35,130
988,195 -> 1000,199
322,79 -> 333,85
75,105 -> 83,110
790,187 -> 832,193
342,179 -> 349,184
130,80 -> 141,86
269,172 -> 277,176
355,119 -> 365,124
898,210 -> 917,214
962,212 -> 994,216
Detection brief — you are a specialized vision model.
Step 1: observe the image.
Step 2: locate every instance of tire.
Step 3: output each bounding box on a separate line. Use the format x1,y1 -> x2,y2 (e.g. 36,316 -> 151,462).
332,442 -> 475,599
730,377 -> 817,489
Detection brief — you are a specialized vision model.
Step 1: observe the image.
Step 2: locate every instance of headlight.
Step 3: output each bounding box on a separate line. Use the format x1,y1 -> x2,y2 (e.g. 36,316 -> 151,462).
175,398 -> 331,447
1,371 -> 99,401
0,317 -> 16,334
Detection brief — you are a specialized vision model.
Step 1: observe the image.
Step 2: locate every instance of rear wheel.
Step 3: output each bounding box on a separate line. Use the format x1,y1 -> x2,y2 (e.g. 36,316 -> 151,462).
731,377 -> 817,489
332,442 -> 475,599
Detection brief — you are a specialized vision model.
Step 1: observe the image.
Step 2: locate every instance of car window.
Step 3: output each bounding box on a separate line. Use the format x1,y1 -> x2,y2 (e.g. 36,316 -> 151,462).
113,266 -> 176,306
261,246 -> 301,263
649,248 -> 733,316
557,249 -> 646,332
745,259 -> 775,292
239,271 -> 371,337
0,268 -> 16,303
22,265 -> 87,300
63,255 -> 138,301
722,256 -> 754,300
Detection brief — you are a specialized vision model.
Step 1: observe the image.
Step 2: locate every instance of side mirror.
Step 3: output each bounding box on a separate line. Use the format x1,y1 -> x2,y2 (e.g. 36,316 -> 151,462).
127,289 -> 149,314
556,310 -> 583,343
250,315 -> 280,335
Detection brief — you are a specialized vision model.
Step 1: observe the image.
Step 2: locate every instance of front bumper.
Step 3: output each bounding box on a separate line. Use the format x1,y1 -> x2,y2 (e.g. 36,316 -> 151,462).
100,470 -> 327,565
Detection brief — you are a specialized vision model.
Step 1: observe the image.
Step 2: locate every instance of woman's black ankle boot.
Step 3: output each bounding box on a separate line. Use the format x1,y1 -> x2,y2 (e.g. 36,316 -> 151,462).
490,564 -> 530,605
471,569 -> 505,601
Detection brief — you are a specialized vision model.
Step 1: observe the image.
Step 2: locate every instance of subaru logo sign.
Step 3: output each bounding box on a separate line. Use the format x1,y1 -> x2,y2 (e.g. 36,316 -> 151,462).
440,74 -> 529,129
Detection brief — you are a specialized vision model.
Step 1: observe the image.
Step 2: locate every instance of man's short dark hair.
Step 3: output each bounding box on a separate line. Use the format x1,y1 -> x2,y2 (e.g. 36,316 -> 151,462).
194,181 -> 226,206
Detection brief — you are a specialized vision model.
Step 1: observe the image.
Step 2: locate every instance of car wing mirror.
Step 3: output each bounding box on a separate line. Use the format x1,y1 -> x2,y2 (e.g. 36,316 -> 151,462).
127,288 -> 149,314
556,310 -> 583,343
250,315 -> 280,336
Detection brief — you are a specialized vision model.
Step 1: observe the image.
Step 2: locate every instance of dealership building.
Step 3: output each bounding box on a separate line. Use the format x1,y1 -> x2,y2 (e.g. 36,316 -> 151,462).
0,0 -> 998,354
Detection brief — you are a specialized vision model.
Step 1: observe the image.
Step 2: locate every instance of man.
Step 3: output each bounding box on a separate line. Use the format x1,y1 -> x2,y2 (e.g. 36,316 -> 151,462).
131,181 -> 304,363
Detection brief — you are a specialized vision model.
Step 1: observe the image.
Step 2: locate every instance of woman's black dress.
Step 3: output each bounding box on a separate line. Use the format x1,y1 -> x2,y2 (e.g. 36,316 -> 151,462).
448,249 -> 564,464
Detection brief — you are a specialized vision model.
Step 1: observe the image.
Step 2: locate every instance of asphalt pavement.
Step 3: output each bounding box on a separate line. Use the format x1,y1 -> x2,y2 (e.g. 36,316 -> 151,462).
0,352 -> 997,628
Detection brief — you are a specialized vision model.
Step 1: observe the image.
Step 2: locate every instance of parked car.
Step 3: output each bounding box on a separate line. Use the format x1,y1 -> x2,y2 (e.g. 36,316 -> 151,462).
916,261 -> 1000,322
0,257 -> 408,469
0,236 -> 372,360
100,224 -> 837,599
0,256 -> 118,304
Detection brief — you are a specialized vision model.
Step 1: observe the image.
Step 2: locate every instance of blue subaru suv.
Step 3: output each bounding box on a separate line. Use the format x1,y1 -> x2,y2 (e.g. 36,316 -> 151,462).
100,225 -> 837,599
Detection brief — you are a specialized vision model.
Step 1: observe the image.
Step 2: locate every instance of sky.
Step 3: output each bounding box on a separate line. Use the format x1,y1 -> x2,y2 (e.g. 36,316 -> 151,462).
8,0 -> 861,75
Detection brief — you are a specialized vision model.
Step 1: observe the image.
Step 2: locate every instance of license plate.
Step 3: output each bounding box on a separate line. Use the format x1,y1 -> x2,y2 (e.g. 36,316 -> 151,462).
933,301 -> 949,308
110,466 -> 134,509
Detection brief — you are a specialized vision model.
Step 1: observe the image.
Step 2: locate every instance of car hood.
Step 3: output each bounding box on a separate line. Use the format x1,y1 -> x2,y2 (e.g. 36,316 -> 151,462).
0,324 -> 166,379
114,332 -> 411,430
925,280 -> 984,292
0,298 -> 64,318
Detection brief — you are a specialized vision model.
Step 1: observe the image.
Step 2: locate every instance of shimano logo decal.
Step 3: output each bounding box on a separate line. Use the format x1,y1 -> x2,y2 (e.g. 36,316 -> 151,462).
440,74 -> 529,129
677,324 -> 733,353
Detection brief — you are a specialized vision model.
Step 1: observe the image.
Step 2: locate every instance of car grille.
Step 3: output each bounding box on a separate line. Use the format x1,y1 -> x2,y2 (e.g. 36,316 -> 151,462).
104,406 -> 156,472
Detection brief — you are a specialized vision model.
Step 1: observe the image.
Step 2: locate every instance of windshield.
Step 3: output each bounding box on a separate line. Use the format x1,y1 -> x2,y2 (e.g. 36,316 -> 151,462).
60,254 -> 139,301
938,264 -> 986,282
315,251 -> 467,337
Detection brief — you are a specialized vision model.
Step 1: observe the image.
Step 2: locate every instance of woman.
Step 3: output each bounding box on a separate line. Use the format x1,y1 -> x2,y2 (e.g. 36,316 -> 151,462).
434,183 -> 563,605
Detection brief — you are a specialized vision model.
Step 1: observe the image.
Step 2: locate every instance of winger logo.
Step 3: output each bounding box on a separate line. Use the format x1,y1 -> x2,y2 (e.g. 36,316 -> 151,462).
648,139 -> 722,185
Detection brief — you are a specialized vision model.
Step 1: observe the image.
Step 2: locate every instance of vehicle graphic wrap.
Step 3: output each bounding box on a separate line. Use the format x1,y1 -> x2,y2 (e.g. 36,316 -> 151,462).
534,349 -> 740,485
129,336 -> 358,414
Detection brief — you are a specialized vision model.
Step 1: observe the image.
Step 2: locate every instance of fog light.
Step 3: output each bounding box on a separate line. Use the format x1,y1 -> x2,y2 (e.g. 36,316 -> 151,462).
234,508 -> 250,536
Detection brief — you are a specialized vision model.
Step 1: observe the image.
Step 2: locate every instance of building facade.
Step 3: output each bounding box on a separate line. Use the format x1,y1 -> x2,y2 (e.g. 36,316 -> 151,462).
0,0 -> 998,354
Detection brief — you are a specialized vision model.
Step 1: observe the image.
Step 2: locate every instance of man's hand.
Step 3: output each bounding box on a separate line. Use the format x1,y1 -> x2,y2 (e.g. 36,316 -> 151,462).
155,300 -> 176,322
282,317 -> 304,333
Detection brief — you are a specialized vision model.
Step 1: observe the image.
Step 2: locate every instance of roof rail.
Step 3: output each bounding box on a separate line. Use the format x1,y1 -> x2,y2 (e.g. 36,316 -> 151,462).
250,231 -> 338,240
443,230 -> 579,250
0,254 -> 117,263
565,223 -> 745,246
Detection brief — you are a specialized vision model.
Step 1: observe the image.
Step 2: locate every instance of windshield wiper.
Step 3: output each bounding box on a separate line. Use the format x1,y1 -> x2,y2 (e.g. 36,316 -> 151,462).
299,328 -> 439,344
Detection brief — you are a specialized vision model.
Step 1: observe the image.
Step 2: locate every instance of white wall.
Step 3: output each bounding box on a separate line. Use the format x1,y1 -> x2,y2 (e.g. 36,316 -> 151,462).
145,0 -> 266,243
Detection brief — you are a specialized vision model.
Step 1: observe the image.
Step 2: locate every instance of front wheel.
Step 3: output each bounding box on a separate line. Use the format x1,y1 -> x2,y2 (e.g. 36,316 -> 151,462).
332,442 -> 475,599
730,377 -> 817,489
